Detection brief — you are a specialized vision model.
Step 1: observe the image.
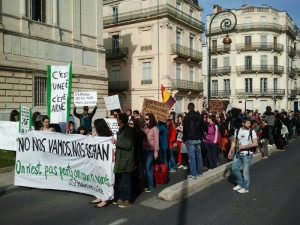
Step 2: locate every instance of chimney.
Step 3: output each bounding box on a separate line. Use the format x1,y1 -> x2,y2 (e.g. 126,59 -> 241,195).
213,5 -> 222,14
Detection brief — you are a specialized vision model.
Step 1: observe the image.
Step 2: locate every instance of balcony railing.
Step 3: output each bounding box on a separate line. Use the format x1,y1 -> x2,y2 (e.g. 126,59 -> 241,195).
211,66 -> 231,75
236,65 -> 284,74
211,46 -> 231,54
108,81 -> 129,91
211,90 -> 231,97
141,79 -> 152,84
106,47 -> 129,60
287,67 -> 297,78
288,46 -> 296,57
103,4 -> 205,31
172,79 -> 203,92
236,89 -> 285,96
171,44 -> 203,62
289,89 -> 297,97
236,43 -> 284,52
297,89 -> 300,95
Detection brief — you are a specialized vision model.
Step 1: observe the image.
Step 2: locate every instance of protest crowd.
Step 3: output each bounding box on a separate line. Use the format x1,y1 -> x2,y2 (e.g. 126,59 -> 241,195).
7,103 -> 300,208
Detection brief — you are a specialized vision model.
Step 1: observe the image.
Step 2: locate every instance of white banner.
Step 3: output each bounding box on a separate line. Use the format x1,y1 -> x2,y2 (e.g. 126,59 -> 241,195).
104,118 -> 119,139
47,63 -> 72,123
74,92 -> 97,107
104,95 -> 120,111
15,131 -> 115,201
0,121 -> 19,151
19,106 -> 32,134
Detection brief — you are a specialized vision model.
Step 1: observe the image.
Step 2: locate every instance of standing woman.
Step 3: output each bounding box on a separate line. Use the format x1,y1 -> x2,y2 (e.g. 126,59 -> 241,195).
167,117 -> 177,172
40,116 -> 56,132
204,115 -> 218,169
90,118 -> 112,208
143,113 -> 159,192
9,110 -> 19,122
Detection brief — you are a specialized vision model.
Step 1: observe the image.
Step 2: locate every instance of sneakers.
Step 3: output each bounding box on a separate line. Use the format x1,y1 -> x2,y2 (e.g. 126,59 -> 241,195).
233,185 -> 242,191
170,169 -> 176,173
197,174 -> 203,177
112,199 -> 123,205
237,188 -> 249,194
177,163 -> 181,166
144,188 -> 155,192
186,175 -> 197,180
183,166 -> 189,170
119,200 -> 132,208
178,165 -> 184,169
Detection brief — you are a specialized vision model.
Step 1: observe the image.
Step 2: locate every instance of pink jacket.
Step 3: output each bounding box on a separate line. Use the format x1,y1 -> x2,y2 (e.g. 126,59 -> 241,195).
143,126 -> 159,153
204,123 -> 218,144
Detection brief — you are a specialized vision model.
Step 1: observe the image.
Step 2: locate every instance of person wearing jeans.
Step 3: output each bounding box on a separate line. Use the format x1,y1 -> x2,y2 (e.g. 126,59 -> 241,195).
204,115 -> 219,169
232,153 -> 253,190
182,103 -> 206,179
167,118 -> 177,172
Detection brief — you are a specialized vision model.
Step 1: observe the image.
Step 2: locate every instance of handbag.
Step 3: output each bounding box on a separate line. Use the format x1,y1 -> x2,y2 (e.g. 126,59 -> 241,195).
280,120 -> 289,135
180,142 -> 188,154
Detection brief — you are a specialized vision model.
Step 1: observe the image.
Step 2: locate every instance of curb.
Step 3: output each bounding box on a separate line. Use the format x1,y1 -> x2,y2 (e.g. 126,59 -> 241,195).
0,185 -> 30,197
0,166 -> 15,174
158,147 -> 277,201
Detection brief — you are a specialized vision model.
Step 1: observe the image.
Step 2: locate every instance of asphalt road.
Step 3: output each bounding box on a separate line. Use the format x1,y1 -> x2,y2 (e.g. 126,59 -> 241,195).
0,138 -> 299,225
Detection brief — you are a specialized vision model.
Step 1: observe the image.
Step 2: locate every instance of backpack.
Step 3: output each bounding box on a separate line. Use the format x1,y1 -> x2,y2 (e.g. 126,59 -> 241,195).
235,128 -> 256,155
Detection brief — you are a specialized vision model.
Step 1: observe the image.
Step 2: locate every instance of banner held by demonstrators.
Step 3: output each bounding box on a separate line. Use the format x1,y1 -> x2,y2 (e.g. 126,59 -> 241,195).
0,121 -> 19,151
141,98 -> 169,122
209,100 -> 224,112
74,92 -> 97,107
104,95 -> 121,111
104,118 -> 119,139
47,63 -> 72,123
19,106 -> 32,134
15,131 -> 115,200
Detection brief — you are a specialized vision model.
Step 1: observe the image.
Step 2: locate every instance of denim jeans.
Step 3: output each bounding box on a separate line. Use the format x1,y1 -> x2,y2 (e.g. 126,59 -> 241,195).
159,145 -> 168,169
232,152 -> 253,190
114,172 -> 132,202
168,147 -> 177,170
186,140 -> 202,177
293,127 -> 297,138
204,142 -> 218,169
144,150 -> 154,189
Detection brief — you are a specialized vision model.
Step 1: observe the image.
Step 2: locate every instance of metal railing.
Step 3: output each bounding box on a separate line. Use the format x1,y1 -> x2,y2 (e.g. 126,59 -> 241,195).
141,79 -> 152,84
288,46 -> 296,57
236,89 -> 285,96
297,89 -> 300,95
236,65 -> 284,74
287,67 -> 297,77
289,89 -> 297,97
211,46 -> 231,54
171,44 -> 203,62
106,47 -> 129,60
236,43 -> 284,52
104,4 -> 205,31
172,79 -> 203,91
211,66 -> 231,75
108,81 -> 129,91
211,90 -> 231,97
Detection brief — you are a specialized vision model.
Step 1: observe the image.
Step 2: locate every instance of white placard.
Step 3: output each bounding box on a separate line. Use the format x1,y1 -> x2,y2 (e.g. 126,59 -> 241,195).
104,95 -> 121,111
19,106 -> 31,134
0,121 -> 19,151
104,118 -> 119,139
15,131 -> 115,201
74,92 -> 97,107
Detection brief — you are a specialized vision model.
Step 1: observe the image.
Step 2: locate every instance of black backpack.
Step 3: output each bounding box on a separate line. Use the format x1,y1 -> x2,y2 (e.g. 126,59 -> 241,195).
235,128 -> 256,155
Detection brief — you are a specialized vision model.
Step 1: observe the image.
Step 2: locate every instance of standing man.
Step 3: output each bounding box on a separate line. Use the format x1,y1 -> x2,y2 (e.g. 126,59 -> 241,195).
182,103 -> 205,179
111,113 -> 135,208
228,118 -> 258,193
264,106 -> 275,146
73,106 -> 97,134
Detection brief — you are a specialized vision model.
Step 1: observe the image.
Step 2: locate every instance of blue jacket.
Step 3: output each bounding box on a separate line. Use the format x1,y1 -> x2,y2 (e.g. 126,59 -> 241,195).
156,122 -> 168,149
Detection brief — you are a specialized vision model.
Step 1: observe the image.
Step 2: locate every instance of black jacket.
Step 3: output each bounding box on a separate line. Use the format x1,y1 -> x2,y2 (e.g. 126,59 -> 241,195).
182,110 -> 205,141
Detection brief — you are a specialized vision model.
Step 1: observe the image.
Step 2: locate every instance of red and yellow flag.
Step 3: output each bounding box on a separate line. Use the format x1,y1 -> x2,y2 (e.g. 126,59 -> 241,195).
161,84 -> 176,109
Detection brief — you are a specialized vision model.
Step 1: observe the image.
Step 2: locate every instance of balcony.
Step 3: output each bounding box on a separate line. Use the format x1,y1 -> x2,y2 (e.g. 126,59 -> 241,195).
141,79 -> 152,84
236,89 -> 285,96
236,43 -> 284,52
289,89 -> 297,97
288,46 -> 296,57
103,4 -> 205,31
297,89 -> 300,95
106,47 -> 129,60
211,46 -> 231,54
108,81 -> 129,92
171,44 -> 203,62
172,79 -> 203,92
211,90 -> 231,97
287,67 -> 297,78
211,66 -> 231,76
236,65 -> 284,74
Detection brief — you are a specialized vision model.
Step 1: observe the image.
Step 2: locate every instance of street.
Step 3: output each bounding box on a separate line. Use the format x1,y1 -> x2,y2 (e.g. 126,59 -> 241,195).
0,138 -> 299,225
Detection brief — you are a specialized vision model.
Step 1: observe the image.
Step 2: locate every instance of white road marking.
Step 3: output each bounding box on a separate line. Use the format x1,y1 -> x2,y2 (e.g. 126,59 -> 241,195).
108,218 -> 128,225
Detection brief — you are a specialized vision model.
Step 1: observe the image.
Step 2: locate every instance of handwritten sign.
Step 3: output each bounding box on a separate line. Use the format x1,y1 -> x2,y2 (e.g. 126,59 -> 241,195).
104,95 -> 120,111
74,92 -> 97,107
209,100 -> 224,112
0,121 -> 19,151
104,118 -> 119,139
141,98 -> 169,122
15,131 -> 115,201
19,106 -> 32,134
47,63 -> 72,123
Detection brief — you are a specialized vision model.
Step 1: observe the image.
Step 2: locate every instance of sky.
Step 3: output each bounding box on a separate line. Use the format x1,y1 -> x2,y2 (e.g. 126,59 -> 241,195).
199,0 -> 300,28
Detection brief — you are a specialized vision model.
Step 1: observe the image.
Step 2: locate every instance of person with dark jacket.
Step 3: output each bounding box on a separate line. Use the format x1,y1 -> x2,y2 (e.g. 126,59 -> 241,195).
264,106 -> 275,145
73,106 -> 97,134
182,103 -> 206,179
260,118 -> 270,159
289,114 -> 297,138
274,114 -> 285,150
112,113 -> 135,208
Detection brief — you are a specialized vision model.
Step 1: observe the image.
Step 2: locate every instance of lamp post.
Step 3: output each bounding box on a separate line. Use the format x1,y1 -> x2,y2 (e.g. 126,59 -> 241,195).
207,10 -> 237,105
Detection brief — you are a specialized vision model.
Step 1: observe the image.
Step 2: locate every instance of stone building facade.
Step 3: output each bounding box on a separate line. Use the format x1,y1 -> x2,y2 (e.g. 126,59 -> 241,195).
206,4 -> 299,113
103,0 -> 204,113
0,0 -> 107,120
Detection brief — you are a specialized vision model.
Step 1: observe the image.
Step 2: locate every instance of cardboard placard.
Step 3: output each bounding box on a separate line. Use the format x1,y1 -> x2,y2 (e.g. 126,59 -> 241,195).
104,95 -> 121,111
209,100 -> 224,112
141,98 -> 169,122
74,92 -> 97,107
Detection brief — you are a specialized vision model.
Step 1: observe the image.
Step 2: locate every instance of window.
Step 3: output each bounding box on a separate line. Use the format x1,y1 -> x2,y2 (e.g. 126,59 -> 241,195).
190,36 -> 193,50
245,56 -> 252,70
189,97 -> 195,104
34,77 -> 47,106
245,36 -> 252,48
142,62 -> 152,83
212,80 -> 218,95
273,18 -> 278,24
245,17 -> 252,28
260,78 -> 267,93
245,78 -> 252,93
212,58 -> 218,68
261,35 -> 267,48
261,55 -> 268,70
112,35 -> 119,52
111,65 -> 120,82
112,6 -> 118,22
176,31 -> 181,45
28,0 -> 46,23
176,2 -> 181,17
224,79 -> 230,93
189,66 -> 194,82
274,36 -> 278,48
274,78 -> 278,91
189,9 -> 193,22
274,56 -> 278,71
260,16 -> 267,25
223,57 -> 230,68
176,63 -> 181,80
212,40 -> 217,52
175,97 -> 183,113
